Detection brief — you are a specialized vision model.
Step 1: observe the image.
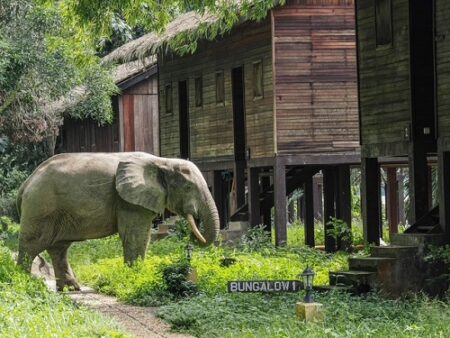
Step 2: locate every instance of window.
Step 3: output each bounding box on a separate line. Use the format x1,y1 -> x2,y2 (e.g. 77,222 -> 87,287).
195,76 -> 203,107
375,0 -> 393,47
253,60 -> 263,99
215,71 -> 225,104
165,84 -> 172,114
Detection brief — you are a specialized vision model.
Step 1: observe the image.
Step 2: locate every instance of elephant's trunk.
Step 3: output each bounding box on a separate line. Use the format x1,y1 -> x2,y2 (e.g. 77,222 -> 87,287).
197,193 -> 220,246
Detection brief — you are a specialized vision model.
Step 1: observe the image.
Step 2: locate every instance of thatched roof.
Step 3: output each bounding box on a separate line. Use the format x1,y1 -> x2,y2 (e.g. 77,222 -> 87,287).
101,11 -> 218,65
45,56 -> 156,116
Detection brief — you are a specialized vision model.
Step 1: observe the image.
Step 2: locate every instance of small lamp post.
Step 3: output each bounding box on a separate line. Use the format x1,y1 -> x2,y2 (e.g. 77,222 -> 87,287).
186,244 -> 193,263
301,266 -> 315,303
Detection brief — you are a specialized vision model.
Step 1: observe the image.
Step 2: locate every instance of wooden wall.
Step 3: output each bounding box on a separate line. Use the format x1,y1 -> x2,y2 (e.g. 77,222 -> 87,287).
436,0 -> 450,146
273,0 -> 359,155
158,19 -> 274,161
357,0 -> 411,155
119,75 -> 159,155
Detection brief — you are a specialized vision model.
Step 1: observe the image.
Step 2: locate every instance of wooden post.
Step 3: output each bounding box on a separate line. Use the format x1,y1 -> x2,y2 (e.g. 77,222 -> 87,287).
288,199 -> 295,224
427,166 -> 433,208
213,171 -> 226,229
261,175 -> 272,232
274,159 -> 287,246
304,175 -> 315,248
234,161 -> 246,208
336,165 -> 352,251
386,167 -> 399,234
361,158 -> 381,245
439,151 -> 450,243
408,143 -> 429,222
313,174 -> 323,223
248,167 -> 261,227
398,170 -> 406,225
323,167 -> 336,252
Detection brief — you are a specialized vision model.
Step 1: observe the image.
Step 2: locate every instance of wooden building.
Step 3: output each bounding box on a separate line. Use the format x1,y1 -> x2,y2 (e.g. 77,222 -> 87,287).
61,58 -> 159,155
105,0 -> 359,249
356,0 -> 450,244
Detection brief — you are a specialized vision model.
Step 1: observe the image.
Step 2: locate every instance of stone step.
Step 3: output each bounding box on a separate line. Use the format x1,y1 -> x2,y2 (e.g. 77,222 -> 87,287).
228,221 -> 249,231
348,256 -> 396,272
329,270 -> 375,287
370,245 -> 419,259
220,229 -> 244,242
314,285 -> 354,293
390,233 -> 447,254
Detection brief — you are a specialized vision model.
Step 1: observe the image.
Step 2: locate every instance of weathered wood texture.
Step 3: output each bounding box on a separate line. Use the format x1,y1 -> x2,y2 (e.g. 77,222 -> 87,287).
158,19 -> 274,160
436,0 -> 450,145
273,0 -> 359,155
357,0 -> 411,150
121,76 -> 159,154
62,117 -> 120,152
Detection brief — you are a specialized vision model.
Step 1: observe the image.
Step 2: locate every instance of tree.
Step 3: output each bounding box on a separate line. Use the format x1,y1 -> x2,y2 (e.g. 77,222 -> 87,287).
0,0 -> 117,152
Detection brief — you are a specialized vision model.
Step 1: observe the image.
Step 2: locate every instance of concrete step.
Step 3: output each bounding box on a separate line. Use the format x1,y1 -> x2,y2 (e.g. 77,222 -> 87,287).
348,257 -> 396,272
220,229 -> 244,242
390,233 -> 447,254
314,285 -> 354,293
329,270 -> 375,287
228,221 -> 249,231
370,245 -> 419,259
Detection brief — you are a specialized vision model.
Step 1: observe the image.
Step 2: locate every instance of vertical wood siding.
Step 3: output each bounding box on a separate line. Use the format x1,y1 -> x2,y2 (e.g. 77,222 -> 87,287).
436,0 -> 450,139
357,0 -> 411,147
273,0 -> 359,155
159,19 -> 274,160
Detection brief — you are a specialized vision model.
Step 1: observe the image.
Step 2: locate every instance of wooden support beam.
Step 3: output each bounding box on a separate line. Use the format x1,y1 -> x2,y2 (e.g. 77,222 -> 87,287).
274,160 -> 287,246
398,170 -> 406,225
313,174 -> 323,223
386,167 -> 399,234
439,151 -> 450,243
234,161 -> 246,208
261,175 -> 272,232
248,167 -> 261,227
336,165 -> 352,251
213,171 -> 227,229
304,175 -> 315,248
361,158 -> 381,246
323,167 -> 336,252
408,143 -> 430,222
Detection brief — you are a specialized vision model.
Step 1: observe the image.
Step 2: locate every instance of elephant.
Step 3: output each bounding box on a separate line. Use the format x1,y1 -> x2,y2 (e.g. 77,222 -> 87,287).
16,152 -> 220,291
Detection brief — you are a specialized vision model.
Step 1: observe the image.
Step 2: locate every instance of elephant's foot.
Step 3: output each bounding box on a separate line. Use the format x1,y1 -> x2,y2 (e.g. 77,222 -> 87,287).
56,275 -> 81,292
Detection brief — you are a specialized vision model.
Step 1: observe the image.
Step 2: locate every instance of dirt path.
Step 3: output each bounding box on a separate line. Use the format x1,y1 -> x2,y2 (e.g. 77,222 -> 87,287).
31,258 -> 193,338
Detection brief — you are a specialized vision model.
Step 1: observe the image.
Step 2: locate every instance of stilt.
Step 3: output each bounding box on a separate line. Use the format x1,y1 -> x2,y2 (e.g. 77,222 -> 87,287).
361,157 -> 381,245
386,167 -> 399,234
408,143 -> 429,222
234,161 -> 246,208
323,167 -> 336,252
439,151 -> 450,242
274,159 -> 287,246
304,175 -> 315,247
336,165 -> 351,250
313,174 -> 323,222
261,175 -> 272,232
248,167 -> 261,227
213,171 -> 226,229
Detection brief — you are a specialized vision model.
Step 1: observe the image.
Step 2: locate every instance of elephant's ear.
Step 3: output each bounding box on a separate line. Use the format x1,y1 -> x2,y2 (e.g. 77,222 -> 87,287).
115,161 -> 166,213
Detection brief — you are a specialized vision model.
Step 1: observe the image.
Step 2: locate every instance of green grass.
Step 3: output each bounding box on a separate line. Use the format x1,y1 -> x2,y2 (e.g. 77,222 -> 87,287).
0,242 -> 129,338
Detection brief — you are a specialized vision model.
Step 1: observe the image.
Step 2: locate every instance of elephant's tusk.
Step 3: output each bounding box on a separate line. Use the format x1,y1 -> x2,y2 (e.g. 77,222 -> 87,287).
186,214 -> 207,244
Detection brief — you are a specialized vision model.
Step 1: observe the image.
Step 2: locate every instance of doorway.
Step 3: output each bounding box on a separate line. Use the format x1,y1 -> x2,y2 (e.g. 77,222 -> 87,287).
178,80 -> 190,159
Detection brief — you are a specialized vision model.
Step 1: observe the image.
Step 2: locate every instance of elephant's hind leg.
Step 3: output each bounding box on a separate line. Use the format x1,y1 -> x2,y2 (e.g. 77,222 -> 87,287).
47,243 -> 80,291
17,235 -> 47,273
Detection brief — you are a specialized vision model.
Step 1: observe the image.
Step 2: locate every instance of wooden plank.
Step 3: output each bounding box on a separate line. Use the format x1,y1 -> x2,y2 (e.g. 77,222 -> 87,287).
274,159 -> 287,246
361,157 -> 381,245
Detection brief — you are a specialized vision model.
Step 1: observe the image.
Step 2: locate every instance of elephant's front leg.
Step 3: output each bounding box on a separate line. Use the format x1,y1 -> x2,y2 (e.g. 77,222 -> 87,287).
117,204 -> 155,265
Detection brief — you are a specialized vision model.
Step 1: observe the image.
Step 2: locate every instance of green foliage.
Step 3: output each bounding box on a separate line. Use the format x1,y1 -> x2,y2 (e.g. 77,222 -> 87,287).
326,217 -> 352,245
157,291 -> 450,337
162,260 -> 198,298
0,216 -> 20,251
238,224 -> 272,252
72,235 -> 348,306
0,242 -> 129,337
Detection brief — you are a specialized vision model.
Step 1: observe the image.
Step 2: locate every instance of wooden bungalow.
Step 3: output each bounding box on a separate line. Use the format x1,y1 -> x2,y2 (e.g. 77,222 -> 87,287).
60,58 -> 159,155
104,0 -> 359,249
354,0 -> 450,244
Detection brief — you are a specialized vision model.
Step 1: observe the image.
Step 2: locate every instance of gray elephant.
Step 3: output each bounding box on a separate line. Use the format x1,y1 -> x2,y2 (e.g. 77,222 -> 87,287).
16,152 -> 219,291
